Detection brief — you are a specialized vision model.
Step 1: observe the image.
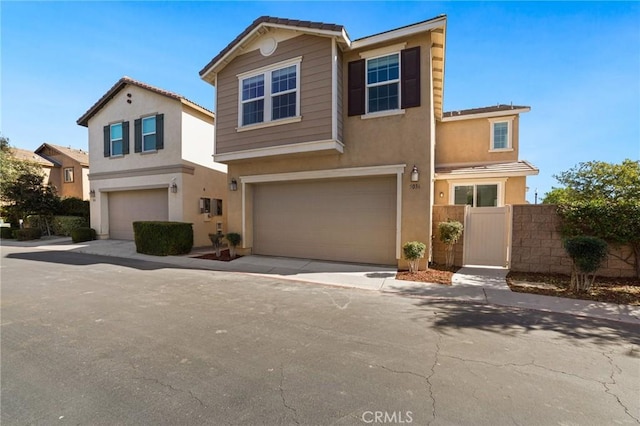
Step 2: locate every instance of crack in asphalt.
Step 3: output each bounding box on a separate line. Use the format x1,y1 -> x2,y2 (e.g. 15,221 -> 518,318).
132,376 -> 206,408
426,328 -> 442,426
602,350 -> 640,424
279,364 -> 300,425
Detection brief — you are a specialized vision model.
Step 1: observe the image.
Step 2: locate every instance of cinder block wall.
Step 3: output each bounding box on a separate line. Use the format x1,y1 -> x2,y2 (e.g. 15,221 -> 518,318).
432,205 -> 465,266
510,204 -> 635,278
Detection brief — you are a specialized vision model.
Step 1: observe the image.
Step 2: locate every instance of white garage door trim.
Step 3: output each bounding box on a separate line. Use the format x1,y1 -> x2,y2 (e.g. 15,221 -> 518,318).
240,164 -> 406,259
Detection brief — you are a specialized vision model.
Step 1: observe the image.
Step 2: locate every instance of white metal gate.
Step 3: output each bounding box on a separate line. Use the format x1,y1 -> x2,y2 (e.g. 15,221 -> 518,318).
463,206 -> 512,267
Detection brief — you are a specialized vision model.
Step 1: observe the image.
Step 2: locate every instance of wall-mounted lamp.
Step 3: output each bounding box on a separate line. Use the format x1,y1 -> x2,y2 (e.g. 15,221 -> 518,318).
439,191 -> 444,198
229,178 -> 238,191
170,182 -> 178,193
89,189 -> 96,198
410,165 -> 419,182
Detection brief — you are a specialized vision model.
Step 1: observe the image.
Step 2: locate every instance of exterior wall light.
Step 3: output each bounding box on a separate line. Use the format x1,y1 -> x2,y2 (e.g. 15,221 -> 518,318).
439,191 -> 444,198
229,178 -> 238,191
89,189 -> 96,198
410,165 -> 419,182
170,182 -> 178,193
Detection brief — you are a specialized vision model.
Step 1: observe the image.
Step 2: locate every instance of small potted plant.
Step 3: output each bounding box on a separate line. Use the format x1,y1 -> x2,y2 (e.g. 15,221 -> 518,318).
225,232 -> 242,259
208,232 -> 224,258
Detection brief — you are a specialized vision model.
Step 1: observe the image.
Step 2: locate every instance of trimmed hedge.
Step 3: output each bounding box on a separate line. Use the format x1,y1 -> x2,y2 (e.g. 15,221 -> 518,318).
13,228 -> 42,241
71,227 -> 96,243
59,197 -> 90,220
52,216 -> 87,236
133,221 -> 193,256
0,227 -> 18,239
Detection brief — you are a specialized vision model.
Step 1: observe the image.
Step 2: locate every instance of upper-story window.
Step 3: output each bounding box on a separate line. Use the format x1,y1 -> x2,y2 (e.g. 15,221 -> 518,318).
348,46 -> 420,117
63,167 -> 74,183
110,123 -> 124,156
238,58 -> 301,129
490,118 -> 513,151
366,53 -> 400,113
134,113 -> 164,153
142,116 -> 156,152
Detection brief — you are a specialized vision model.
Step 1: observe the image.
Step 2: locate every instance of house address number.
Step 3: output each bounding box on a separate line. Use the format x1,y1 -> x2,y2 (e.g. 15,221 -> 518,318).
409,183 -> 421,190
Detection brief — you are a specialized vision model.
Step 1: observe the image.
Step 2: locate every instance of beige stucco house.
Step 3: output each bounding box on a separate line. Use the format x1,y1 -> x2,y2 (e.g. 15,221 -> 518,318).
34,143 -> 90,200
77,77 -> 227,247
199,15 -> 537,267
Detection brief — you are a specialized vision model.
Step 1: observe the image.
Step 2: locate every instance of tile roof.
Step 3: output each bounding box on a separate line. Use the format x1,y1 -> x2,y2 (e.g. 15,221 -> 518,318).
435,161 -> 539,178
199,16 -> 345,78
36,143 -> 89,166
77,76 -> 213,127
10,147 -> 55,167
443,104 -> 530,118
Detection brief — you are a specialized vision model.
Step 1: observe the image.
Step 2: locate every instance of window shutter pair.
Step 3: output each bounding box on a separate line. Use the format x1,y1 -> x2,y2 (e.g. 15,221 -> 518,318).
347,46 -> 421,116
134,114 -> 164,153
103,122 -> 130,157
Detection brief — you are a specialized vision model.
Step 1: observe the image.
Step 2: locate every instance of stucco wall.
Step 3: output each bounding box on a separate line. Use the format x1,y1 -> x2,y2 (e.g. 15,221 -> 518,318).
180,107 -> 225,172
435,115 -> 520,166
511,204 -> 636,277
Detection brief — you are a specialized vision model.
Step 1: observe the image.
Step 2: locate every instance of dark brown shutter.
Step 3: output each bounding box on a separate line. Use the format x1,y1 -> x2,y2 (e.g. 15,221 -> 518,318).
348,59 -> 366,116
122,121 -> 130,155
134,119 -> 142,153
401,47 -> 421,109
156,114 -> 164,150
103,125 -> 110,157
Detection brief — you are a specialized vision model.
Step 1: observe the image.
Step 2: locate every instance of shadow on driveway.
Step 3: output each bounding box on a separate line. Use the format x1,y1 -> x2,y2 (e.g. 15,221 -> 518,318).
410,300 -> 640,347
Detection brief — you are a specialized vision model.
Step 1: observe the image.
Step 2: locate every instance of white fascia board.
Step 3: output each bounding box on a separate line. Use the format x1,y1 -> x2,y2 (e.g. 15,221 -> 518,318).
440,108 -> 531,122
350,17 -> 446,50
240,164 -> 407,184
214,139 -> 344,162
434,169 -> 539,180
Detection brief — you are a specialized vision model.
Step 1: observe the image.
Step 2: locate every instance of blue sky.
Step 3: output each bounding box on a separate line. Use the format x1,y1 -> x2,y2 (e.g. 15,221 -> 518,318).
2,1 -> 638,202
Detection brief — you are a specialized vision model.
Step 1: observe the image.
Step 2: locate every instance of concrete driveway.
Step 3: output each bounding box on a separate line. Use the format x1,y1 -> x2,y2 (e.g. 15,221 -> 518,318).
2,246 -> 639,425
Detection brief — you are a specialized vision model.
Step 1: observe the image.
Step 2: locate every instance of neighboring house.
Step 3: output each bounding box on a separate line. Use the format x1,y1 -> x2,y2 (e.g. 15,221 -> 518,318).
76,77 -> 227,247
198,15 -> 537,266
10,147 -> 56,185
34,143 -> 90,200
434,104 -> 538,207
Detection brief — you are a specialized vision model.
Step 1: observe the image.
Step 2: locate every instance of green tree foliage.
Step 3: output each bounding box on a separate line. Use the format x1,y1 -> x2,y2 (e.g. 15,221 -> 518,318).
0,135 -> 44,198
402,241 -> 427,273
564,236 -> 608,292
2,172 -> 61,235
548,159 -> 640,277
438,220 -> 463,268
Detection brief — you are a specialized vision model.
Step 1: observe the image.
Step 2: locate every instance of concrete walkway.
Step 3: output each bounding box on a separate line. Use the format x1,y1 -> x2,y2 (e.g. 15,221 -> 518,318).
2,237 -> 638,325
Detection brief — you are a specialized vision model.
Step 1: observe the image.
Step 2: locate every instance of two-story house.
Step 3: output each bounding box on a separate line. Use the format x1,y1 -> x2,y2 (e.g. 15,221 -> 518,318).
434,104 -> 538,207
199,15 -> 537,267
34,143 -> 90,200
77,77 -> 228,247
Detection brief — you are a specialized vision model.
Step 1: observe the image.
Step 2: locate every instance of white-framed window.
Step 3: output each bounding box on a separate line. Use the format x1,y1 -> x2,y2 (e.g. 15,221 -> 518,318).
63,167 -> 74,183
366,53 -> 400,114
489,117 -> 514,151
452,183 -> 501,207
142,116 -> 156,152
110,123 -> 123,156
238,57 -> 301,128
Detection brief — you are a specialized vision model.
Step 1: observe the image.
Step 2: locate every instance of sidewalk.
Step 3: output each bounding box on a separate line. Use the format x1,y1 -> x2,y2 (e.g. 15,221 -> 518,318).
3,238 -> 639,325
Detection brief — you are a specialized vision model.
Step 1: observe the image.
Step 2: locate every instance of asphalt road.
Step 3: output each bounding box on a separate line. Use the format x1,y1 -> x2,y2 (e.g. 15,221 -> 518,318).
1,246 -> 639,425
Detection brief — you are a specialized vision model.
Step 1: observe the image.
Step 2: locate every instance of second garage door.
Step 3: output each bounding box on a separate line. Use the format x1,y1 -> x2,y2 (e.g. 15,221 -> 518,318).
253,176 -> 396,265
108,189 -> 169,240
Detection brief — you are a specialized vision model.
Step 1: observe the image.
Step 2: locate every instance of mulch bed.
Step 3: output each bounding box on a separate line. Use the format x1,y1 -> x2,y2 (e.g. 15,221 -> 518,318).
507,271 -> 640,306
194,249 -> 242,262
395,264 -> 458,285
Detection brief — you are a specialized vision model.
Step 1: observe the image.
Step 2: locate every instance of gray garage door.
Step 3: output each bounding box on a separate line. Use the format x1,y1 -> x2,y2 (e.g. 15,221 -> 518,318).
108,189 -> 169,240
253,176 -> 396,265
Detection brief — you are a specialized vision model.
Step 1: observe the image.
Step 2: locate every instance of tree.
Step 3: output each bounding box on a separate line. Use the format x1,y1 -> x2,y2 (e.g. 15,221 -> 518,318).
3,172 -> 61,235
547,159 -> 640,277
0,135 -> 44,205
438,220 -> 463,268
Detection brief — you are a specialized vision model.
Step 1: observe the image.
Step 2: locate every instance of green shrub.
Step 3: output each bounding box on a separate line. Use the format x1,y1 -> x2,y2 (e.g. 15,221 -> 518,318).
403,241 -> 427,273
225,232 -> 242,259
564,236 -> 608,292
24,215 -> 46,233
0,227 -> 18,239
13,228 -> 42,241
208,232 -> 224,257
71,227 -> 96,243
134,221 -> 193,256
438,220 -> 464,268
59,197 -> 90,220
52,216 -> 87,236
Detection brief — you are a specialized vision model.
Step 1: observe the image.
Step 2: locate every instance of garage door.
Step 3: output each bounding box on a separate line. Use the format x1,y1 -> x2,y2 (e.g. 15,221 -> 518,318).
108,189 -> 169,240
253,176 -> 396,265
